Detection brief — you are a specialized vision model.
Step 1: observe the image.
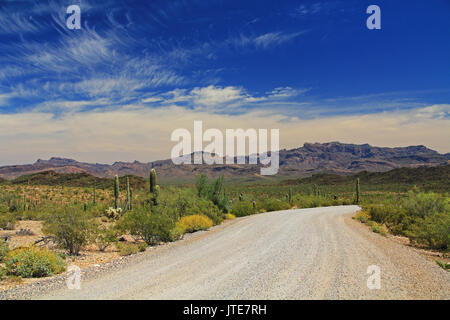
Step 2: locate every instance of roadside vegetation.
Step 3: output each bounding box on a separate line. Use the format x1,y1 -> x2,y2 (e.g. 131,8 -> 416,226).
0,165 -> 448,284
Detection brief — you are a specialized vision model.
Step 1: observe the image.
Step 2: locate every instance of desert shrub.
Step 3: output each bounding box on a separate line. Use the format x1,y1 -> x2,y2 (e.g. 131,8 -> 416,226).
4,246 -> 66,278
195,175 -> 231,213
0,239 -> 9,262
294,195 -> 322,208
355,210 -> 371,223
231,201 -> 256,217
405,211 -> 450,250
261,198 -> 290,212
116,242 -> 147,256
182,197 -> 223,225
94,225 -> 119,251
402,191 -> 448,219
370,222 -> 388,236
0,266 -> 6,280
170,224 -> 185,241
117,207 -> 177,245
156,187 -> 224,225
43,206 -> 96,255
176,215 -> 213,233
225,213 -> 235,220
0,212 -> 16,230
361,191 -> 449,249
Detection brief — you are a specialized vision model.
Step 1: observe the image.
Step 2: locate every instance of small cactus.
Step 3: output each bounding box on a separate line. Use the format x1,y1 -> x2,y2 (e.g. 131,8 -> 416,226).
114,175 -> 120,209
239,193 -> 243,201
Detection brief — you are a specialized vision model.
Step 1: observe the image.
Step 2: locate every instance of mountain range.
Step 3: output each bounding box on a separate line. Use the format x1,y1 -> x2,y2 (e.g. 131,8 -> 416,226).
0,142 -> 448,183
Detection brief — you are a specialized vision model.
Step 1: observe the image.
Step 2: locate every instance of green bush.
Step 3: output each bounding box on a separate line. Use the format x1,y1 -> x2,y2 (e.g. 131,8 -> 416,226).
0,265 -> 6,280
4,246 -> 66,278
94,225 -> 119,251
116,242 -> 147,256
405,211 -> 450,250
293,195 -> 338,208
118,207 -> 177,245
195,175 -> 231,213
362,191 -> 449,250
0,212 -> 16,230
182,197 -> 223,225
231,201 -> 256,217
370,222 -> 388,236
355,210 -> 370,223
0,239 -> 9,262
43,206 -> 96,255
261,198 -> 290,212
402,191 -> 448,219
176,215 -> 213,233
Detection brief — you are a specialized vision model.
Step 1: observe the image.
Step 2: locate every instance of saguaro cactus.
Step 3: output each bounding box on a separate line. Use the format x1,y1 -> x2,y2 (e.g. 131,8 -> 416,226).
93,186 -> 96,205
129,188 -> 133,210
114,175 -> 120,209
288,188 -> 293,205
355,178 -> 360,204
152,185 -> 160,206
150,169 -> 157,194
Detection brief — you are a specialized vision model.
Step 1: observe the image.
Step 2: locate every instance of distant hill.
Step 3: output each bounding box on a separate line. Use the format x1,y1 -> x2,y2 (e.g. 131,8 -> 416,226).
0,142 -> 448,182
5,171 -> 147,190
284,165 -> 450,192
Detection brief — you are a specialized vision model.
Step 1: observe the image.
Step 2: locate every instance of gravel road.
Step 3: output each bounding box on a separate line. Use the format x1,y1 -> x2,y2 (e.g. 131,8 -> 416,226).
20,206 -> 450,299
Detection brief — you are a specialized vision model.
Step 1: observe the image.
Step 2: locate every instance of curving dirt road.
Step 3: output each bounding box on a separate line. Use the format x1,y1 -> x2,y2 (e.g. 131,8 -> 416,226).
37,206 -> 449,299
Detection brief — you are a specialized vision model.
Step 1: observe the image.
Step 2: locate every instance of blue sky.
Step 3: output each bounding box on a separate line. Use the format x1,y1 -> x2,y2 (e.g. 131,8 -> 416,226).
0,0 -> 449,165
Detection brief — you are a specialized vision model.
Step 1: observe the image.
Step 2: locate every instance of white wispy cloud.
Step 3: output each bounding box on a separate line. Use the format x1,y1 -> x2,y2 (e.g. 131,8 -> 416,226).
228,31 -> 306,50
143,85 -> 309,112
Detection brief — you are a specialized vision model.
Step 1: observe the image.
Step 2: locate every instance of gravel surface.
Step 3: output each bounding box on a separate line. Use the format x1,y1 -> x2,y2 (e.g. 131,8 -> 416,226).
2,205 -> 449,300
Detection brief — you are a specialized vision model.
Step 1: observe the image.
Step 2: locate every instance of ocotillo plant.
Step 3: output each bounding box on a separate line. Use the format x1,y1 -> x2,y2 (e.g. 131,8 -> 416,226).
114,175 -> 120,209
355,178 -> 360,204
150,169 -> 157,194
126,177 -> 131,210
